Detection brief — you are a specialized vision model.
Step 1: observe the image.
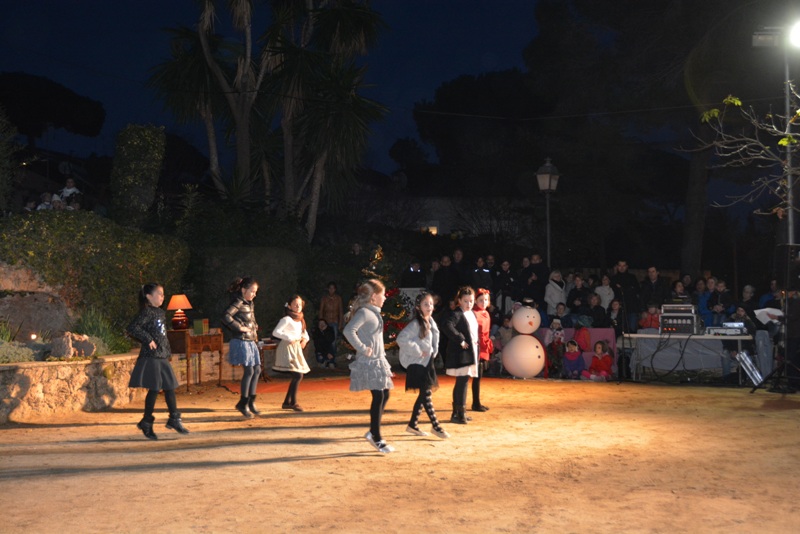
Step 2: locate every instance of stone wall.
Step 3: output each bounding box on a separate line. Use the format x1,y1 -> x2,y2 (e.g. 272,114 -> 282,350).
0,346 -> 236,424
0,353 -> 145,424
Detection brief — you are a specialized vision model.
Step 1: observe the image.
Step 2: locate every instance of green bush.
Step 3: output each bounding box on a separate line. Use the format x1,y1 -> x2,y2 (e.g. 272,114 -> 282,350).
0,340 -> 35,364
0,316 -> 20,342
0,210 -> 189,328
75,307 -> 133,355
110,124 -> 166,228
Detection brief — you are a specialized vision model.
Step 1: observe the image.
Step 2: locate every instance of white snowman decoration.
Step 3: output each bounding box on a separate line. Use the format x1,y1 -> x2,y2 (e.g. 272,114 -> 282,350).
501,305 -> 546,378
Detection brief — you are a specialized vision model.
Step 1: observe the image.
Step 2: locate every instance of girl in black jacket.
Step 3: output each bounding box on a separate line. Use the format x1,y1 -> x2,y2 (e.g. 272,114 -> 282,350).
127,283 -> 189,440
442,286 -> 479,424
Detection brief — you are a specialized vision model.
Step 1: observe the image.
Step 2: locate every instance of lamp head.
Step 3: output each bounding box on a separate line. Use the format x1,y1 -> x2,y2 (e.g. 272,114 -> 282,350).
167,294 -> 192,330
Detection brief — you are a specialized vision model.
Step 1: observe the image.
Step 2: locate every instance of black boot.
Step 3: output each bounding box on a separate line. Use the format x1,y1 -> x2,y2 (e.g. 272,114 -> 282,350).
137,415 -> 158,440
248,395 -> 261,415
472,403 -> 489,412
166,412 -> 190,434
450,403 -> 468,424
235,396 -> 253,418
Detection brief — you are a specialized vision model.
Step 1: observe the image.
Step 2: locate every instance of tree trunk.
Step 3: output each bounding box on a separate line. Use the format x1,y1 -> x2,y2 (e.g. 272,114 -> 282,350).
680,141 -> 713,276
281,115 -> 296,218
304,153 -> 327,243
199,102 -> 225,197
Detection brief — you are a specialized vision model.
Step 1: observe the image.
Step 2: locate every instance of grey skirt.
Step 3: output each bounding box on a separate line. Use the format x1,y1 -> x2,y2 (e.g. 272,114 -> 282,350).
349,354 -> 394,391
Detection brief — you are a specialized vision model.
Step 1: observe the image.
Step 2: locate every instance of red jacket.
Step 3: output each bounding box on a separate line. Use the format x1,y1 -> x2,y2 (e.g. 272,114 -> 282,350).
589,354 -> 613,375
473,307 -> 494,361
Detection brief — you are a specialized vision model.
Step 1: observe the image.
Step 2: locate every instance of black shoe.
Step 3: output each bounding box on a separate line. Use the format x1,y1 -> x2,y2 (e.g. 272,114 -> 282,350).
235,398 -> 253,418
471,404 -> 489,412
450,404 -> 468,424
166,413 -> 190,434
248,395 -> 261,415
137,416 -> 158,440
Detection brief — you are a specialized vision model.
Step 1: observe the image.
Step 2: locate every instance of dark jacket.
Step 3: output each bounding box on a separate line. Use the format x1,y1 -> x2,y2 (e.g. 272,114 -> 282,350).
640,277 -> 670,311
611,271 -> 640,314
313,326 -> 336,356
442,308 -> 476,369
431,265 -> 459,302
127,305 -> 172,359
221,296 -> 259,341
471,266 -> 493,291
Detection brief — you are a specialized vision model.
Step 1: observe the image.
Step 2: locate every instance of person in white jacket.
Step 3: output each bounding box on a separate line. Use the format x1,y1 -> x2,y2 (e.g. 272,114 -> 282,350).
343,279 -> 395,454
397,291 -> 450,439
272,295 -> 310,411
544,270 -> 567,315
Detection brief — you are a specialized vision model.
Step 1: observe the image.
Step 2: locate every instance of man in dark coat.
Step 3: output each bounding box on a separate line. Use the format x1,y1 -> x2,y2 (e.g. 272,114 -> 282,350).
640,265 -> 670,312
611,260 -> 641,332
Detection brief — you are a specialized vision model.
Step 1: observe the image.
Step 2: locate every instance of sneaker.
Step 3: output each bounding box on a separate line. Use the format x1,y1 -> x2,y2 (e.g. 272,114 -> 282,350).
365,432 -> 380,450
405,425 -> 429,437
281,402 -> 293,410
377,440 -> 395,453
431,426 -> 451,439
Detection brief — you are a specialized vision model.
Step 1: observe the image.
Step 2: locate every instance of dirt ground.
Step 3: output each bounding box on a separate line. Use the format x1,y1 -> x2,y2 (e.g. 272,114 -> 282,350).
2,371 -> 800,534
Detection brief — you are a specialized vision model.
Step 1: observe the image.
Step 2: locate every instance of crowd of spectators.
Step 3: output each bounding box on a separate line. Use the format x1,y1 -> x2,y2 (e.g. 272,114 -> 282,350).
398,249 -> 783,381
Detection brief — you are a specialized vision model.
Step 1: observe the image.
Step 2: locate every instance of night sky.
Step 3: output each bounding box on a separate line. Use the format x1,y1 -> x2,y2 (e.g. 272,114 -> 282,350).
0,0 -> 538,175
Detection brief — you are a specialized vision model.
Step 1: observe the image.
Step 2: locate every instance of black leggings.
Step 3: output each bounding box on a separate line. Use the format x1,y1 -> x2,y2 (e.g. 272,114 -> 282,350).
144,389 -> 177,417
284,372 -> 303,405
409,388 -> 442,431
471,361 -> 484,407
241,364 -> 262,396
370,389 -> 390,441
452,376 -> 469,406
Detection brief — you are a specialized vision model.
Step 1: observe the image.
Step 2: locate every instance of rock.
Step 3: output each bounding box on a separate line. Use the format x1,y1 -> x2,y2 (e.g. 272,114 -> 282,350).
48,332 -> 96,359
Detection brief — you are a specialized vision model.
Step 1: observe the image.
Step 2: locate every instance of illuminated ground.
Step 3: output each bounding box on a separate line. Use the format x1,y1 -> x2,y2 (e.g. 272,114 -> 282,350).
1,375 -> 798,533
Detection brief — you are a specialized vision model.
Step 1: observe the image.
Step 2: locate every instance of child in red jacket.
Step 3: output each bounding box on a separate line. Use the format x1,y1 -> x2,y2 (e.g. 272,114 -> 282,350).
471,288 -> 494,411
581,340 -> 613,382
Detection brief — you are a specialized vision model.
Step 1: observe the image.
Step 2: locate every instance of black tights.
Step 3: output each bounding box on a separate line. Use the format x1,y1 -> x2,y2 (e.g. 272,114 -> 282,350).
452,376 -> 469,406
471,362 -> 484,407
144,389 -> 177,417
241,364 -> 262,396
283,372 -> 303,405
370,389 -> 390,441
409,388 -> 442,431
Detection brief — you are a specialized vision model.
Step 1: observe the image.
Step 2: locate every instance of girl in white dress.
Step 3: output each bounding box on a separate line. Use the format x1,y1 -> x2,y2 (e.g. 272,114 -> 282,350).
272,295 -> 310,411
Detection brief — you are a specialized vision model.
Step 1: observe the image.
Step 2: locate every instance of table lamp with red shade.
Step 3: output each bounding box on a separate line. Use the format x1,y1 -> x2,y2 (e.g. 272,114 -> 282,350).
167,294 -> 192,330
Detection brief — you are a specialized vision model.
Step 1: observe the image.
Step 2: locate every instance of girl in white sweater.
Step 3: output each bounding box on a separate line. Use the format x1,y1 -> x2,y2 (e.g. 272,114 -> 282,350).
397,291 -> 450,439
272,295 -> 310,411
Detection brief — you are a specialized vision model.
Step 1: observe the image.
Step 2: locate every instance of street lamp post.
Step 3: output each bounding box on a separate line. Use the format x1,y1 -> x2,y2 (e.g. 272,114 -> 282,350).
753,22 -> 800,245
536,158 -> 560,269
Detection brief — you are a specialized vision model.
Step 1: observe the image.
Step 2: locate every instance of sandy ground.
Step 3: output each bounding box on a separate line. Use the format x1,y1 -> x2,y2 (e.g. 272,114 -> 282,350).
2,372 -> 800,534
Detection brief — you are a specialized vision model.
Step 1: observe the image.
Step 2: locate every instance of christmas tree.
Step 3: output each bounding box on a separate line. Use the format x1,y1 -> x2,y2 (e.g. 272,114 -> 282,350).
347,245 -> 413,350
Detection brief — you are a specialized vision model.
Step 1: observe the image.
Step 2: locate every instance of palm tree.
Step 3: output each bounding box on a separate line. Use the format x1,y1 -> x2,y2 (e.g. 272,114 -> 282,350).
147,26 -> 230,197
193,0 -> 386,240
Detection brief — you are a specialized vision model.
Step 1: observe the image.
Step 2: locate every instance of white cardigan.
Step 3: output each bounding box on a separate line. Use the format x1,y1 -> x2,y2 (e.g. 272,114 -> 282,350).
397,317 -> 439,368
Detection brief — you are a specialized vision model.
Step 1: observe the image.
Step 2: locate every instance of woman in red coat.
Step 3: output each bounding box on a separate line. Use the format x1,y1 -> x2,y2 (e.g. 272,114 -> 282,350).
471,288 -> 494,412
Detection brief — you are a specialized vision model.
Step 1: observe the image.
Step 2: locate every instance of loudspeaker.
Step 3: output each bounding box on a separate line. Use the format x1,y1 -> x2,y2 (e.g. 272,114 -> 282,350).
774,244 -> 800,290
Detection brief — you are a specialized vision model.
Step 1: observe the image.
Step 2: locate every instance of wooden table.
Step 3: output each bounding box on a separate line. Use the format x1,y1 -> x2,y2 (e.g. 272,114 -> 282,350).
259,341 -> 278,381
168,330 -> 224,391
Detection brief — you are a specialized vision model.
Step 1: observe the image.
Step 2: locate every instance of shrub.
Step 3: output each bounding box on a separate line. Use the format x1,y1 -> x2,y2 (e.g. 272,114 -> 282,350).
109,124 -> 166,229
0,340 -> 35,364
75,307 -> 133,355
0,316 -> 20,342
0,210 -> 189,328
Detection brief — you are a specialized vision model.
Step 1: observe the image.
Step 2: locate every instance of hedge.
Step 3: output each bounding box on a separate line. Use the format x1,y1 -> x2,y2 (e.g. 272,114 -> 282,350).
0,210 -> 189,327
